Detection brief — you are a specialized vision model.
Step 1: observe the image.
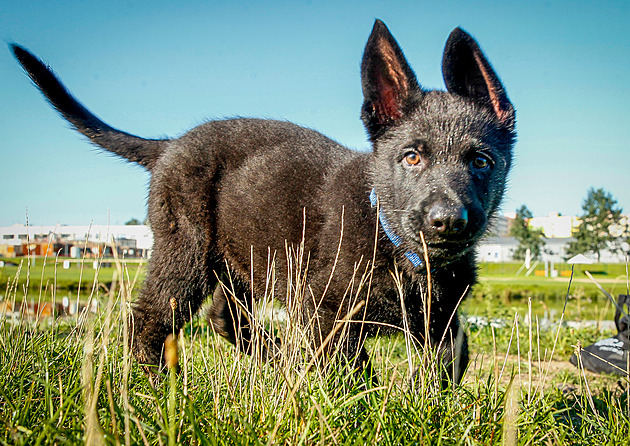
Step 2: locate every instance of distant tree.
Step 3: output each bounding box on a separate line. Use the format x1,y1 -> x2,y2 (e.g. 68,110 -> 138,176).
125,218 -> 141,225
566,188 -> 623,262
510,205 -> 545,261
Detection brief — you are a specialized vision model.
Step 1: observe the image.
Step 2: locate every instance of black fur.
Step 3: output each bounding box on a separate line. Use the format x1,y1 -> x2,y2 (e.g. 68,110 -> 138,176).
11,20 -> 515,384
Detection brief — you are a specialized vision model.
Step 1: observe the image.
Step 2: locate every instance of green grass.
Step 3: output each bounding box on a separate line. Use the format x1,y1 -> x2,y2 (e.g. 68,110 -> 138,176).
4,258 -> 627,304
478,262 -> 629,278
0,258 -> 629,444
1,256 -> 145,295
475,262 -> 629,304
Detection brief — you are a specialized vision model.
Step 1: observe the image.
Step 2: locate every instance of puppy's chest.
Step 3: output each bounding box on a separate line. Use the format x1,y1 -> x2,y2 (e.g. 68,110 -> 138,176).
360,270 -> 426,322
363,263 -> 472,326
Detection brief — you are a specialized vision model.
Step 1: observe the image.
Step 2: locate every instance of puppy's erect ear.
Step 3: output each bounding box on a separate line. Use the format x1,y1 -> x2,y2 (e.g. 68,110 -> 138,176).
442,28 -> 515,130
361,20 -> 422,141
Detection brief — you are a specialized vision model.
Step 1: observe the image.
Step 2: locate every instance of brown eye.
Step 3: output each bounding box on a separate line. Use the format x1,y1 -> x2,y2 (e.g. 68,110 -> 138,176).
404,151 -> 421,166
471,155 -> 491,170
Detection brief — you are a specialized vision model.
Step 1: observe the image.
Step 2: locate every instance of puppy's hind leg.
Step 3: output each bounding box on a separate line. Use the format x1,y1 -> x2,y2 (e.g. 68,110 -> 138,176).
302,300 -> 376,389
130,247 -> 217,372
208,278 -> 281,363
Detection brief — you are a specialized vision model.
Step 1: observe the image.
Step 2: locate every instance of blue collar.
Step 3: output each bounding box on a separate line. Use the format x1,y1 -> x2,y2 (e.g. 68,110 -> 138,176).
369,188 -> 424,268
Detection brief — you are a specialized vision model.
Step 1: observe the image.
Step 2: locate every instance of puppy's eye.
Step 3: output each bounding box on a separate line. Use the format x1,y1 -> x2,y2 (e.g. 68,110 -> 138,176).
471,154 -> 492,170
404,151 -> 421,166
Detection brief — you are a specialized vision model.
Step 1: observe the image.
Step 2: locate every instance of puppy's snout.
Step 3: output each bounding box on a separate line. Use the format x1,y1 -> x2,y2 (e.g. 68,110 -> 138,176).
427,205 -> 468,238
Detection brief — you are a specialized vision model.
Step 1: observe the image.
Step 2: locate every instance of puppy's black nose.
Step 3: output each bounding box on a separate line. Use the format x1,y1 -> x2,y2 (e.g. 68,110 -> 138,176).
427,206 -> 468,237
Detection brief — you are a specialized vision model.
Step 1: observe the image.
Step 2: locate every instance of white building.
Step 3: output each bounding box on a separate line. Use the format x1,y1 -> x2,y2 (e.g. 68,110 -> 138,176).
0,224 -> 153,257
528,212 -> 580,238
477,235 -> 628,263
477,236 -> 517,262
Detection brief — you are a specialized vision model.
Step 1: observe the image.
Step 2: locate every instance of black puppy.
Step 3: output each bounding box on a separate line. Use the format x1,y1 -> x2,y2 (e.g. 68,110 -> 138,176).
12,20 -> 514,383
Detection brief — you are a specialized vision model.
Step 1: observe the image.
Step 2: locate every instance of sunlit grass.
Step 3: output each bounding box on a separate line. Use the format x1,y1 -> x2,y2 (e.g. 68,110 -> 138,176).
0,253 -> 628,444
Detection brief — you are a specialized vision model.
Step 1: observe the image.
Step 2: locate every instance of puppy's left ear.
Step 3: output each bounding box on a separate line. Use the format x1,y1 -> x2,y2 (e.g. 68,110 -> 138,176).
442,28 -> 515,130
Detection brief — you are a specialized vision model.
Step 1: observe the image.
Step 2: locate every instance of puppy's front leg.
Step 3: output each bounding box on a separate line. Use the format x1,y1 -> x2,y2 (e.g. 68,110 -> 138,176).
302,302 -> 376,387
409,312 -> 469,388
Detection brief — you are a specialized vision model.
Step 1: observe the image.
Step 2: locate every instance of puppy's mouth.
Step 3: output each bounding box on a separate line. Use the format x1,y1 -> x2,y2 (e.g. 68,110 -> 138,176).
398,210 -> 486,262
424,239 -> 476,248
408,235 -> 478,262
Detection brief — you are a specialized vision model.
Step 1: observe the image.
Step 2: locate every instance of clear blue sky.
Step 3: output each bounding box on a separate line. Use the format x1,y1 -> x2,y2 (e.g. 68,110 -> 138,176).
2,0 -> 629,226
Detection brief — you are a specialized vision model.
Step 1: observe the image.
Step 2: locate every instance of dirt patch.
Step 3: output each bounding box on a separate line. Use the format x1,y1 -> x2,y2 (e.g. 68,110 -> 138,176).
465,353 -> 627,394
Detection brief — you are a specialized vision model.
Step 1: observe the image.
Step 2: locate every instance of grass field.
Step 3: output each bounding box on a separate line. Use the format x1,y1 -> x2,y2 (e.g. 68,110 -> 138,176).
0,256 -> 145,293
0,256 -> 628,444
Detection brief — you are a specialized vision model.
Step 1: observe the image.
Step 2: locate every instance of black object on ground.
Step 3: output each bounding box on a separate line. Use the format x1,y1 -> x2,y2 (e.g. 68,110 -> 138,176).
570,294 -> 630,376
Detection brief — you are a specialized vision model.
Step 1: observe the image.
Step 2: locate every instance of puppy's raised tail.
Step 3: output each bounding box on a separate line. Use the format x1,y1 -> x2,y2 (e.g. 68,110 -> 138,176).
11,44 -> 166,171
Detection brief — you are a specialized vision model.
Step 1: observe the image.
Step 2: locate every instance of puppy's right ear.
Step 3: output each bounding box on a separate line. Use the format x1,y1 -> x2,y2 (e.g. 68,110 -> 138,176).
361,20 -> 422,141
